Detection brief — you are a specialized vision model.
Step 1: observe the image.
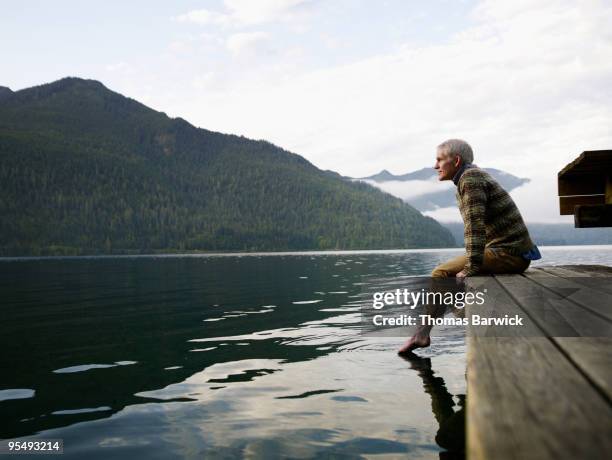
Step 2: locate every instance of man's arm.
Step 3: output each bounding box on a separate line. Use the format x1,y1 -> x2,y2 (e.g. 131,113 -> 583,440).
460,176 -> 487,276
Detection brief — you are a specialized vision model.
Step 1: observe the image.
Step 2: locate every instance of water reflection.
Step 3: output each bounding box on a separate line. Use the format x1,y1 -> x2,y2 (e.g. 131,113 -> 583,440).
400,352 -> 466,459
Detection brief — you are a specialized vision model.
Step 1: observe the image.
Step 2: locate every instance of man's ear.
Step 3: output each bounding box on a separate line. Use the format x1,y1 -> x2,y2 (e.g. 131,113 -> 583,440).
454,156 -> 462,168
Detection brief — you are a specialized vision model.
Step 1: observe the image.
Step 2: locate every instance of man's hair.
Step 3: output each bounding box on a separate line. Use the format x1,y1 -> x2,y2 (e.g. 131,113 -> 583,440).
437,139 -> 474,164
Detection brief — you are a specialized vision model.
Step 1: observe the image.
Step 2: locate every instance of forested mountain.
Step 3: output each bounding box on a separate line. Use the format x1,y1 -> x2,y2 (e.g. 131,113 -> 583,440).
0,78 -> 455,256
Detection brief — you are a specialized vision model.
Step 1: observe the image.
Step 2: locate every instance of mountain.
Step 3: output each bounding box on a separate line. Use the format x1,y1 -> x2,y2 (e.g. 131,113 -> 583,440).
354,167 -> 529,211
0,86 -> 13,101
0,77 -> 455,256
358,169 -> 398,182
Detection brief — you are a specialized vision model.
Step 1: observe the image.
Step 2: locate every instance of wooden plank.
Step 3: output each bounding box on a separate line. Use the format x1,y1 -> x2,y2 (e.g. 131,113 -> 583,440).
555,265 -> 612,276
467,278 -> 612,459
517,270 -> 612,401
558,177 -> 605,196
554,337 -> 612,402
558,150 -> 612,179
559,195 -> 604,215
465,277 -> 542,337
495,275 -> 609,337
537,266 -> 612,295
468,337 -> 612,460
468,270 -> 612,459
496,274 -> 612,403
575,204 -> 612,227
522,269 -> 612,322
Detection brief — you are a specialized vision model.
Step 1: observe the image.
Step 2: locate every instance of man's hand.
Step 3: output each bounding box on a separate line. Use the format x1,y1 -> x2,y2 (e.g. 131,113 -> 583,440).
456,270 -> 467,279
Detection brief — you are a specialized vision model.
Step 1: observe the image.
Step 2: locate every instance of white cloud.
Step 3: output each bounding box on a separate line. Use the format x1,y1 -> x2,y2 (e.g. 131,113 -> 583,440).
359,179 -> 454,201
174,9 -> 231,26
104,62 -> 132,74
226,32 -> 271,56
358,172 -> 571,224
167,33 -> 225,57
174,0 -> 314,27
419,173 -> 576,224
510,173 -> 575,224
423,206 -> 462,223
224,0 -> 314,25
193,72 -> 223,92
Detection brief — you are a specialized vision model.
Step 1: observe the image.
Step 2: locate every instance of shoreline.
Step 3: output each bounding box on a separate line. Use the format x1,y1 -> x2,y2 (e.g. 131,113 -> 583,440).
1,244 -> 611,261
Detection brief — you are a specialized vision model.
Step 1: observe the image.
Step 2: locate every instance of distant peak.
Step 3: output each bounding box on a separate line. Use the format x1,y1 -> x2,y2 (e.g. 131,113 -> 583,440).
0,86 -> 14,101
13,77 -> 109,99
355,169 -> 399,181
49,77 -> 107,90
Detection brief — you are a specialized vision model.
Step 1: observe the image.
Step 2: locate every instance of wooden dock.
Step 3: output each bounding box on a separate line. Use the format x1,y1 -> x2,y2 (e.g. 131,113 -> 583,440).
467,265 -> 612,459
557,150 -> 612,227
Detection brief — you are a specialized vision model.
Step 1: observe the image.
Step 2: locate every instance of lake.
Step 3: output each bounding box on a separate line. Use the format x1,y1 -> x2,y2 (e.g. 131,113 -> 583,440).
1,246 -> 611,459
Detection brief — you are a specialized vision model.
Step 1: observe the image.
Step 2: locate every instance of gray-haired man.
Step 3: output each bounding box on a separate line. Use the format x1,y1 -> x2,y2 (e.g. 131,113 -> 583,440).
398,139 -> 540,354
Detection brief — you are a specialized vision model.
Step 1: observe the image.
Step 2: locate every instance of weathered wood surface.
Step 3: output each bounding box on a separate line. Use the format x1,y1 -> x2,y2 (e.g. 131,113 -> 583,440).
559,195 -> 604,215
574,204 -> 612,227
557,150 -> 612,179
520,269 -> 612,322
536,266 -> 612,295
557,150 -> 612,226
467,265 -> 612,460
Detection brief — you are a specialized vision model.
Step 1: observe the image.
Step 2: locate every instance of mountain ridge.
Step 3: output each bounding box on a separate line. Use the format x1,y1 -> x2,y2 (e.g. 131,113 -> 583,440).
352,167 -> 530,212
356,166 -> 529,186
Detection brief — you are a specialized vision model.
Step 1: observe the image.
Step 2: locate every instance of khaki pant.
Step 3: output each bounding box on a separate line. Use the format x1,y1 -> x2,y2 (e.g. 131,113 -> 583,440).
432,248 -> 530,278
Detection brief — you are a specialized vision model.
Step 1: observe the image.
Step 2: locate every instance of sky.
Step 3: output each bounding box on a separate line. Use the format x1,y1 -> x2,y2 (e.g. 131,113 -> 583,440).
2,0 -> 612,223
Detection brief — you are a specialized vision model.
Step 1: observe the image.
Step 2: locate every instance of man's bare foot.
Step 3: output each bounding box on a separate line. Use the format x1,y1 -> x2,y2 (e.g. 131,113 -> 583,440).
397,335 -> 431,355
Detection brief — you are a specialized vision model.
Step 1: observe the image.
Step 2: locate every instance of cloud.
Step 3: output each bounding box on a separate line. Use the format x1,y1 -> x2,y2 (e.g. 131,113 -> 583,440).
420,173 -> 575,224
174,0 -> 314,27
358,171 -> 570,224
104,62 -> 132,74
225,0 -> 314,25
359,179 -> 454,201
193,72 -> 224,92
167,33 -> 224,55
226,32 -> 271,56
174,9 -> 231,26
423,206 -> 462,223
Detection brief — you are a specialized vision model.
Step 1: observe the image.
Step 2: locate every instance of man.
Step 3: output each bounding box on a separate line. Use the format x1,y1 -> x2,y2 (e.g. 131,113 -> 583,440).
398,139 -> 540,354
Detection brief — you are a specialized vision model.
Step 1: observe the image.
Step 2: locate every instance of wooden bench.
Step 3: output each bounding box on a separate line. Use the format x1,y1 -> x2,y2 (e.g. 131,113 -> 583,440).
467,265 -> 612,459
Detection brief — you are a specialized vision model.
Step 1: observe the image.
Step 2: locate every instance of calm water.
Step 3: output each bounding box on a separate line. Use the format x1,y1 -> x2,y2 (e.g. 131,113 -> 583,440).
1,246 -> 611,459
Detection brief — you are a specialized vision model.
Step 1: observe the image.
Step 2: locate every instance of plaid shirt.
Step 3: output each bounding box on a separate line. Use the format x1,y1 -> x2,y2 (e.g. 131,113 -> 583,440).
455,166 -> 534,275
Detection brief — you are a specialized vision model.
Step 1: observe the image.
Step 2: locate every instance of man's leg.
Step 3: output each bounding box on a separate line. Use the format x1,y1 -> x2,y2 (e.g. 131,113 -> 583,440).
480,248 -> 530,274
398,254 -> 467,354
431,254 -> 468,278
431,248 -> 530,277
398,249 -> 529,354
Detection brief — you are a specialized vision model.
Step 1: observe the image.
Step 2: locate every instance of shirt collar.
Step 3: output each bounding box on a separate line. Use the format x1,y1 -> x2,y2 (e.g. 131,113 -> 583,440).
452,162 -> 475,186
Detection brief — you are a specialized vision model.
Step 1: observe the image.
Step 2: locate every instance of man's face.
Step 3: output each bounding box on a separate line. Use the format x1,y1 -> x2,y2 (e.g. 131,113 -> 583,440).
434,149 -> 461,181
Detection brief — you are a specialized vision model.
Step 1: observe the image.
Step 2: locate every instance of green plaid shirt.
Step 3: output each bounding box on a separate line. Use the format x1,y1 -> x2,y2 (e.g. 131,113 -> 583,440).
455,166 -> 534,275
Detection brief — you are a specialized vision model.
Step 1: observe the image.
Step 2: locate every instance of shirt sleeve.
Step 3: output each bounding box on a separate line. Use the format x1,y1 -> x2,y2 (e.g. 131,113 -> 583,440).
460,176 -> 487,276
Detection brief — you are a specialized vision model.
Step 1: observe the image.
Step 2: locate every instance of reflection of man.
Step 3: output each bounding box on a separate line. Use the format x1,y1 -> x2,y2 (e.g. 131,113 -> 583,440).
398,139 -> 540,354
399,353 -> 465,454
